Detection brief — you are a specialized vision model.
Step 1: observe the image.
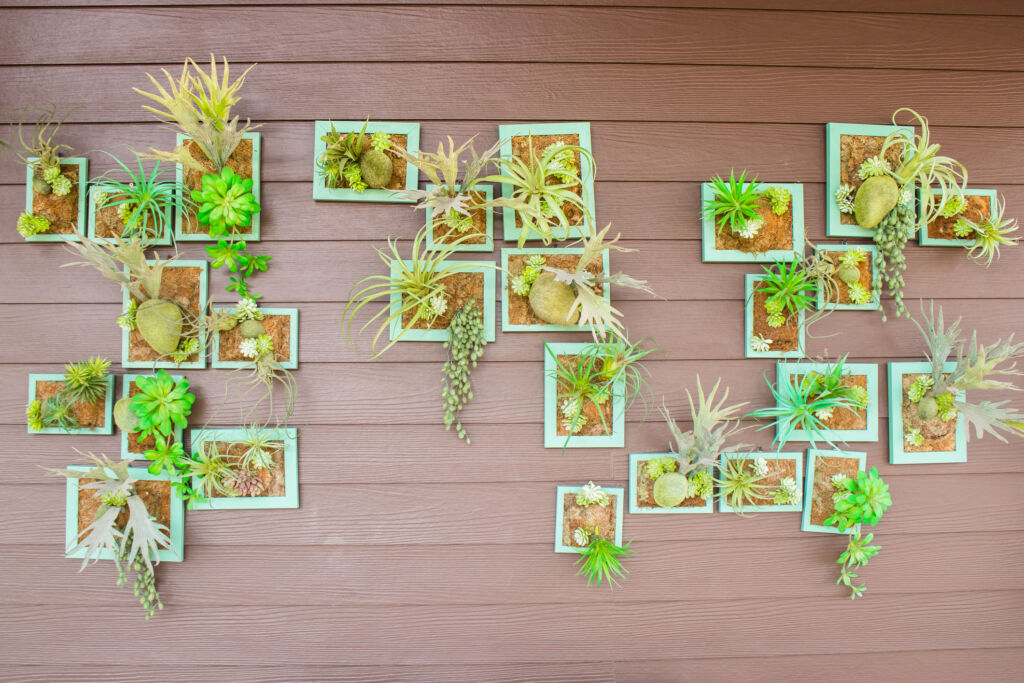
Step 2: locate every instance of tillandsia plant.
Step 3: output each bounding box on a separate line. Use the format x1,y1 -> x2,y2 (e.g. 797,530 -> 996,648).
825,467 -> 892,599
714,457 -> 771,515
0,104 -> 75,195
48,452 -> 171,619
702,169 -> 765,238
92,153 -> 195,242
317,119 -> 395,191
953,196 -> 1020,267
572,527 -> 633,589
483,136 -> 595,247
190,167 -> 260,237
227,331 -> 298,428
546,343 -> 615,445
756,259 -> 817,328
527,224 -> 659,341
175,442 -> 238,508
442,300 -> 486,444
27,357 -> 112,433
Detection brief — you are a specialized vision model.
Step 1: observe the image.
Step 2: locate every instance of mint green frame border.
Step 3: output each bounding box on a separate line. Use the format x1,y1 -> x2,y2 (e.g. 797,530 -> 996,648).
497,122 -> 595,243
64,465 -> 185,562
173,131 -> 261,242
86,183 -> 173,246
387,261 -> 496,343
424,184 -> 494,253
919,188 -> 997,248
500,247 -> 610,332
718,451 -> 804,514
554,485 -> 624,553
311,120 -> 420,203
825,123 -> 912,238
801,448 -> 866,534
701,182 -> 804,263
27,373 -> 114,435
887,361 -> 967,464
121,260 -> 209,369
776,361 -> 880,443
23,157 -> 88,242
210,307 -> 299,370
745,274 -> 805,359
119,373 -> 185,460
187,427 -> 299,510
627,453 -> 713,514
814,243 -> 882,311
543,342 -> 625,449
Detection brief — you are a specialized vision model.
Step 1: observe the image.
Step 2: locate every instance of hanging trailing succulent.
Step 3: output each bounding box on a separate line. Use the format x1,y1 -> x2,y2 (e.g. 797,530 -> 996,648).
442,300 -> 486,444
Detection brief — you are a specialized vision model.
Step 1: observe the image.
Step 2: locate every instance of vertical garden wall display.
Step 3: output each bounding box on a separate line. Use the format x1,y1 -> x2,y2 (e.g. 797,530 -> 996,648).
312,120 -> 420,202
801,448 -> 866,534
716,452 -> 803,514
627,452 -> 713,514
26,364 -> 115,436
543,342 -> 628,449
210,307 -> 298,370
744,273 -> 806,359
775,361 -> 880,443
700,174 -> 804,263
814,244 -> 881,311
118,374 -> 186,461
501,247 -> 610,332
188,428 -> 299,509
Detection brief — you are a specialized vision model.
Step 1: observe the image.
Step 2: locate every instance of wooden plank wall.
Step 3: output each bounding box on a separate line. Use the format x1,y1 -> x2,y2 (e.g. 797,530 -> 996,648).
1,2 -> 1023,681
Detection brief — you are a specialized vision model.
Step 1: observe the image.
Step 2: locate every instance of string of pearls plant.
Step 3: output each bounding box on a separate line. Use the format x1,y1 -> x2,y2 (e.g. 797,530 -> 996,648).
442,300 -> 486,444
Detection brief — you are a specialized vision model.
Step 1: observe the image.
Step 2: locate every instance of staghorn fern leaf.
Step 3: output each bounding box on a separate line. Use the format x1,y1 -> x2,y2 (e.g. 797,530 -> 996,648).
912,301 -> 963,392
955,399 -> 1024,442
950,332 -> 1024,392
67,505 -> 123,571
124,495 -> 172,570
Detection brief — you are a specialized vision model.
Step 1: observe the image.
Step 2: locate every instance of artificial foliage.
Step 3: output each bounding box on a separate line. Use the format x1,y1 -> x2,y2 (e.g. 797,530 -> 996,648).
129,371 -> 195,443
442,300 -> 486,444
192,167 -> 260,236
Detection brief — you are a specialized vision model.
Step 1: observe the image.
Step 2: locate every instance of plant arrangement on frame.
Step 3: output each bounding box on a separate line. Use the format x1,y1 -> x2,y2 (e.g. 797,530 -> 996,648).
921,190 -> 1019,265
317,119 -> 407,193
715,453 -> 803,515
826,467 -> 892,599
746,259 -> 816,357
813,245 -> 880,309
701,170 -> 803,261
89,153 -> 194,245
27,357 -> 114,434
556,482 -> 631,588
113,370 -> 195,464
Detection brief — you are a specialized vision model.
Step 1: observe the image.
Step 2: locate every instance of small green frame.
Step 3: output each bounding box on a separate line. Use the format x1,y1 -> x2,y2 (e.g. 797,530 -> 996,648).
745,274 -> 805,359
627,453 -> 713,514
543,342 -> 625,449
887,361 -> 967,464
174,132 -> 262,242
919,188 -> 997,248
775,361 -> 880,443
500,247 -> 610,332
497,122 -> 595,243
187,427 -> 299,510
210,307 -> 299,370
814,243 -> 881,311
387,261 -> 496,343
801,448 -> 866,534
121,260 -> 209,370
23,157 -> 88,242
86,184 -> 173,246
311,120 -> 420,203
718,451 -> 804,514
424,183 -> 494,253
554,485 -> 624,553
700,182 -> 804,263
64,464 -> 185,562
27,373 -> 114,436
119,373 -> 185,461
825,122 -> 912,238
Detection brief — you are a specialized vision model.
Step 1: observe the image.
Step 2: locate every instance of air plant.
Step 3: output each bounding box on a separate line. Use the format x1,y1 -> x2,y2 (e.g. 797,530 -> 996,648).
0,104 -> 75,196
239,424 -> 279,471
177,442 -> 237,506
227,335 -> 298,429
61,357 -> 111,404
573,531 -> 632,589
756,259 -> 817,325
27,393 -> 80,432
92,153 -> 195,242
953,196 -> 1019,266
714,457 -> 771,515
702,169 -> 764,235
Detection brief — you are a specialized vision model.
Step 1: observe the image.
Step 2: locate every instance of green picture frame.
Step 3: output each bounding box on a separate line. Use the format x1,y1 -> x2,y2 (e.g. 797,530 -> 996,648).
86,183 -> 173,246
210,307 -> 299,370
801,448 -> 866,534
386,261 -> 496,343
814,243 -> 882,311
627,452 -> 713,514
745,274 -> 805,359
775,361 -> 880,443
919,188 -> 997,247
700,182 -> 804,263
187,427 -> 299,509
26,373 -> 115,436
543,342 -> 625,449
554,485 -> 624,553
23,156 -> 88,242
423,183 -> 494,253
718,451 -> 804,514
119,373 -> 185,461
500,247 -> 610,333
311,120 -> 420,203
887,361 -> 967,464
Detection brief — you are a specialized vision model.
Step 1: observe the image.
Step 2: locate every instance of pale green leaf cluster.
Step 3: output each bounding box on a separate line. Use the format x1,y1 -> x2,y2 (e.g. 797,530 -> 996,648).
442,300 -> 486,444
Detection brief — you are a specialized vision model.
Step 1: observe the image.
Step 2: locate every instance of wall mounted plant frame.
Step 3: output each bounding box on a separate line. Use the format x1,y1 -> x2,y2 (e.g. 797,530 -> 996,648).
500,247 -> 610,333
887,361 -> 967,464
627,452 -> 713,514
775,361 -> 880,443
424,183 -> 494,253
745,274 -> 805,359
543,342 -> 625,449
701,182 -> 804,263
311,121 -> 420,203
919,188 -> 997,248
210,307 -> 299,370
387,261 -> 496,344
119,374 -> 185,461
554,485 -> 624,553
718,451 -> 804,514
27,373 -> 115,436
87,184 -> 173,246
188,427 -> 299,510
801,448 -> 866,534
814,243 -> 882,311
23,156 -> 88,242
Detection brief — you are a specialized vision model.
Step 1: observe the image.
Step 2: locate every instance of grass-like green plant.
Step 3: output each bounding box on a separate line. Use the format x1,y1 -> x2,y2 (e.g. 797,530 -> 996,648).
836,532 -> 881,599
191,167 -> 260,237
714,457 -> 771,516
176,442 -> 236,508
129,370 -> 195,443
573,531 -> 632,589
757,259 -> 817,323
825,467 -> 892,532
93,153 -> 194,242
0,104 -> 74,193
702,169 -> 764,235
61,357 -> 111,404
443,300 -> 487,444
547,342 -> 615,444
954,196 -> 1019,267
584,335 -> 657,414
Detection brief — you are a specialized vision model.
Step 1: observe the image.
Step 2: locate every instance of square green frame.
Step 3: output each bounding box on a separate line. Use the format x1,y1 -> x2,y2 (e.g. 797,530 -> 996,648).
27,373 -> 114,435
500,247 -> 610,333
775,361 -> 880,443
119,373 -> 185,460
919,188 -> 997,247
888,361 -> 967,464
497,122 -> 595,243
210,307 -> 299,370
87,183 -> 173,246
188,427 -> 299,509
814,243 -> 881,311
801,448 -> 866,534
745,274 -> 805,359
554,485 -> 624,553
543,342 -> 625,449
718,452 -> 804,513
311,121 -> 420,203
387,261 -> 496,343
121,260 -> 209,370
64,464 -> 185,562
174,132 -> 261,242
424,184 -> 494,253
23,157 -> 88,242
627,453 -> 713,514
701,182 -> 804,263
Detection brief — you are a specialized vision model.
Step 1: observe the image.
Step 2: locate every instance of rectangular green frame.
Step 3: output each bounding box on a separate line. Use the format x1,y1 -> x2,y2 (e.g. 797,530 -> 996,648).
825,122 -> 912,238
497,122 -> 595,243
745,274 -> 805,359
387,261 -> 496,343
64,464 -> 185,562
424,183 -> 494,253
627,453 -> 713,514
919,188 -> 997,247
311,121 -> 420,203
27,373 -> 114,435
554,485 -> 624,553
718,451 -> 804,513
775,361 -> 880,443
87,183 -> 173,246
210,307 -> 299,370
187,427 -> 299,509
701,182 -> 804,263
543,342 -> 625,449
801,448 -> 866,534
888,361 -> 967,464
174,131 -> 261,242
121,259 -> 209,370
500,247 -> 610,333
119,373 -> 184,460
23,157 -> 88,242
814,243 -> 882,311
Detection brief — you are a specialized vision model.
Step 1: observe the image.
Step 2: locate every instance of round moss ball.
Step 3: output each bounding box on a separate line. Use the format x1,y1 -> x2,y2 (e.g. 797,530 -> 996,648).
853,175 -> 899,229
528,272 -> 579,326
239,319 -> 266,339
360,149 -> 393,189
653,471 -> 689,508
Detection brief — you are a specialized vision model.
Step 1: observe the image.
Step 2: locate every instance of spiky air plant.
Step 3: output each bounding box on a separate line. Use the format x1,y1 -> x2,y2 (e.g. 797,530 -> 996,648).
953,196 -> 1019,266
572,527 -> 633,589
239,424 -> 280,471
225,336 -> 298,429
177,442 -> 237,507
0,104 -> 75,196
715,457 -> 771,516
702,169 -> 764,235
61,357 -> 111,404
92,152 -> 195,242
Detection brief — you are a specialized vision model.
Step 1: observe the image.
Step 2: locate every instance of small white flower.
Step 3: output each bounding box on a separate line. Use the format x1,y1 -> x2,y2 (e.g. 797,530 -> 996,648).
576,481 -> 610,507
752,457 -> 769,477
775,476 -> 800,505
572,527 -> 590,547
239,338 -> 259,359
830,473 -> 848,489
235,297 -> 262,321
750,334 -> 772,353
900,185 -> 914,207
738,218 -> 763,240
814,407 -> 834,422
